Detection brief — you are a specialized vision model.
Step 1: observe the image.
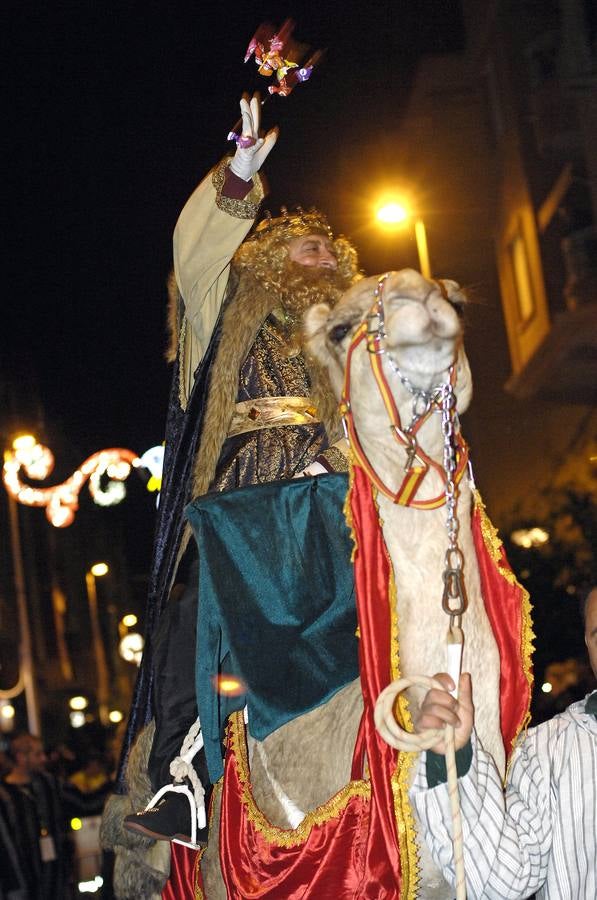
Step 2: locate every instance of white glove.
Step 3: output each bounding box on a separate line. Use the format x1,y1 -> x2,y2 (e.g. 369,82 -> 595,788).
229,94 -> 278,182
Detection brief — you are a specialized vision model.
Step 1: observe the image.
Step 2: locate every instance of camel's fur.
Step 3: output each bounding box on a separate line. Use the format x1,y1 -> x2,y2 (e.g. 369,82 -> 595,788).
201,270 -> 503,898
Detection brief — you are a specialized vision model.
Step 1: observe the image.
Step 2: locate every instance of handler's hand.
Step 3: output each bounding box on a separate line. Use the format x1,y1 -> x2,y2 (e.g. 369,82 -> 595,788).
229,94 -> 278,181
414,672 -> 474,755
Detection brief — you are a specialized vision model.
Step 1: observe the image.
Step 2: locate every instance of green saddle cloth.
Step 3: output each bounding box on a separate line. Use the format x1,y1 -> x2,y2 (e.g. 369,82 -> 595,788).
186,472 -> 358,782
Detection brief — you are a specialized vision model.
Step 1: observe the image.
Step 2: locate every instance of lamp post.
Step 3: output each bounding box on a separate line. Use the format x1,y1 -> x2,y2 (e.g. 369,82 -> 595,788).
6,483 -> 41,734
85,563 -> 111,726
375,201 -> 432,278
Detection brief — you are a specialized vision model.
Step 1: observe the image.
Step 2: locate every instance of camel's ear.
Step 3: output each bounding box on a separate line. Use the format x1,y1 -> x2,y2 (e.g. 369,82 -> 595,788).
303,303 -> 332,365
440,279 -> 467,308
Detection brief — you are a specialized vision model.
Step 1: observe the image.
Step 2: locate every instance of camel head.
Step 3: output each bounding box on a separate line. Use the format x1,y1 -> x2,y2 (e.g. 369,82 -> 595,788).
304,268 -> 472,415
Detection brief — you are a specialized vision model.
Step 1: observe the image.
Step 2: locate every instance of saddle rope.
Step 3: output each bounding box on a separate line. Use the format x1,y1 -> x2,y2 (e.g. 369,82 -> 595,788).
143,715 -> 207,847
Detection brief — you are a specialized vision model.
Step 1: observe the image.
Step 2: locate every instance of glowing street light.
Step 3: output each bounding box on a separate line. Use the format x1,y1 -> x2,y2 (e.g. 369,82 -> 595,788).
213,674 -> 246,697
69,695 -> 89,711
0,702 -> 16,732
85,567 -> 111,725
374,198 -> 432,278
376,202 -> 409,225
121,613 -> 137,628
118,632 -> 144,666
109,709 -> 124,724
510,527 -> 550,549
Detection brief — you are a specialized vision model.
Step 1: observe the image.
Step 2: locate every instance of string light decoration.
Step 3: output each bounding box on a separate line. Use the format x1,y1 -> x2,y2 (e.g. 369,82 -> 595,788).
2,435 -> 162,528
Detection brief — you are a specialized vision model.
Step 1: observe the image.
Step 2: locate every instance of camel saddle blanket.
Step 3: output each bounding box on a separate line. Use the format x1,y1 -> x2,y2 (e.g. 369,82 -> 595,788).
185,472 -> 358,783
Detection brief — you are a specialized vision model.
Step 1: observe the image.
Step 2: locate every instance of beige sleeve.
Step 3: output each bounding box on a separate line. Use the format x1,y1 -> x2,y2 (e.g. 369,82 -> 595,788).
172,159 -> 264,402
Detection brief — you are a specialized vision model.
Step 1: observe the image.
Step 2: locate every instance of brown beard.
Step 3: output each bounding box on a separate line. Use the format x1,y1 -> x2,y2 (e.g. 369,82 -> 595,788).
278,259 -> 353,321
277,259 -> 350,440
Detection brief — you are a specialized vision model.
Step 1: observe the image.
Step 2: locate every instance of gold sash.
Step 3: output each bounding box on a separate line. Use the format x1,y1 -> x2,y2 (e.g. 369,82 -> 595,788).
227,396 -> 320,438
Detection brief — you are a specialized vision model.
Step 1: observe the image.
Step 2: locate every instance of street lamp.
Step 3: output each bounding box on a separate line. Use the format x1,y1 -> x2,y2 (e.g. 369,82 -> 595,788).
374,199 -> 432,279
4,435 -> 41,734
85,564 -> 111,726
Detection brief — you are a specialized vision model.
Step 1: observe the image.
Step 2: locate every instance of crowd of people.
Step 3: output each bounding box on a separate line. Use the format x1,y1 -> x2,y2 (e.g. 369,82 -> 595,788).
0,734 -> 113,899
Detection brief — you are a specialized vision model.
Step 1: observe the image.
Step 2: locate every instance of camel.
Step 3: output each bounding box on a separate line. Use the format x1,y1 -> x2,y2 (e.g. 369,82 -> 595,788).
198,269 -> 509,899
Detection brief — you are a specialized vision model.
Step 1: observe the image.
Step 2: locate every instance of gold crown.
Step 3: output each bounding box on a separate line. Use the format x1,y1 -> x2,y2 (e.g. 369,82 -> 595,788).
248,206 -> 333,242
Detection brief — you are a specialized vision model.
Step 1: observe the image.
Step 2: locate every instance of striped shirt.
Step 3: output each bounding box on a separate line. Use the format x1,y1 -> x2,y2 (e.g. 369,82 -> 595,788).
410,694 -> 597,899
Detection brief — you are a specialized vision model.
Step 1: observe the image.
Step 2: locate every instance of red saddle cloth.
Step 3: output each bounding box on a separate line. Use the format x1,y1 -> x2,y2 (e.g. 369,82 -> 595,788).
164,465 -> 533,899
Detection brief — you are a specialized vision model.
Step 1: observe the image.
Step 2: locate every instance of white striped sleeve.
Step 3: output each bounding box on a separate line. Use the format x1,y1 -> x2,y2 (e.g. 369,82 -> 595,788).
410,730 -> 553,899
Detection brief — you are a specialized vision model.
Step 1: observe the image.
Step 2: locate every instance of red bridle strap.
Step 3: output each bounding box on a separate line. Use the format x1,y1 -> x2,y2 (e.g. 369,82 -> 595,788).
340,319 -> 468,509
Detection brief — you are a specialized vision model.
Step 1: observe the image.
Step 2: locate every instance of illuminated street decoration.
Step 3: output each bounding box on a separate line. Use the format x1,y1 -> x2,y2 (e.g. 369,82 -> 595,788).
136,445 -> 164,492
3,438 -> 165,527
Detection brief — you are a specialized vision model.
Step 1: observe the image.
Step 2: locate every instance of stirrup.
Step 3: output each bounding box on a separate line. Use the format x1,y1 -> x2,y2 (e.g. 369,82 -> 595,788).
144,782 -> 206,847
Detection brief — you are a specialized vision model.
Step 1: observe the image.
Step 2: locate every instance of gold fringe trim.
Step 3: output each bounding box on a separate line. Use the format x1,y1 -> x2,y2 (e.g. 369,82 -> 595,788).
211,159 -> 263,220
382,497 -> 420,899
229,710 -> 370,849
177,318 -> 188,410
193,846 -> 205,900
392,750 -> 419,900
343,455 -> 358,563
343,461 -> 420,897
473,489 -> 535,772
196,778 -> 222,897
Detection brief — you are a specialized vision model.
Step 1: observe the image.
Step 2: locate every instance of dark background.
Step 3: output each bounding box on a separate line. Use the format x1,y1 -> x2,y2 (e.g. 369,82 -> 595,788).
5,0 -> 464,462
2,3 -> 469,734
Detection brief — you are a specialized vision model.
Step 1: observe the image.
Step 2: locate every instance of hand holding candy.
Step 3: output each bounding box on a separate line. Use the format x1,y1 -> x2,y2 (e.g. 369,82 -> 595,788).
228,94 -> 278,182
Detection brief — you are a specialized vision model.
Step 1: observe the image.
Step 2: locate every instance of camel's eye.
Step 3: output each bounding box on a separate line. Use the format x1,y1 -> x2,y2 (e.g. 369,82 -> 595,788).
328,322 -> 353,344
448,299 -> 466,318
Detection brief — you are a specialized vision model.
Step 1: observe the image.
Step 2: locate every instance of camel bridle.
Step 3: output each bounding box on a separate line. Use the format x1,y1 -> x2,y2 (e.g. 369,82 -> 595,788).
339,274 -> 469,509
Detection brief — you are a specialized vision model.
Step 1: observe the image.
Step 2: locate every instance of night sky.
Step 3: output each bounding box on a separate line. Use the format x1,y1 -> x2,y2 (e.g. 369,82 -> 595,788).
5,1 -> 464,460
3,0 -> 468,609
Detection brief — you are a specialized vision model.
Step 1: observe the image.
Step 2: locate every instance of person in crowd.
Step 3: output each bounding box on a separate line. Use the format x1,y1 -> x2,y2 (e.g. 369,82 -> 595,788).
1,733 -> 70,899
409,586 -> 597,899
69,751 -> 110,794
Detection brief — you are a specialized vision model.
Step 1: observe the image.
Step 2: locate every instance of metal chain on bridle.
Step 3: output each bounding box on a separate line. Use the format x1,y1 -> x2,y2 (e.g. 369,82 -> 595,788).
440,381 -> 467,630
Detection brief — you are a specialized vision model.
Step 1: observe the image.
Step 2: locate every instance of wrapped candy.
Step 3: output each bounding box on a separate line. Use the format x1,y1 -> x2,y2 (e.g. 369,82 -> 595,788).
227,21 -> 322,144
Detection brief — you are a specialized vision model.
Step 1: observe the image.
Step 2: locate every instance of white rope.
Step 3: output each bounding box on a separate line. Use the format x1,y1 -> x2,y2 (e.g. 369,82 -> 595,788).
143,715 -> 206,846
373,634 -> 466,899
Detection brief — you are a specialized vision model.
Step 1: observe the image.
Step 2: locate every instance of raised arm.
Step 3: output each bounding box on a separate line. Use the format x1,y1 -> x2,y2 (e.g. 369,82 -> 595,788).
173,96 -> 277,397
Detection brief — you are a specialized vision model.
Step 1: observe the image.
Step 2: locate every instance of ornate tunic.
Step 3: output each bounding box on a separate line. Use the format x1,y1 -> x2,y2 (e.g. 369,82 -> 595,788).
213,315 -> 329,491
